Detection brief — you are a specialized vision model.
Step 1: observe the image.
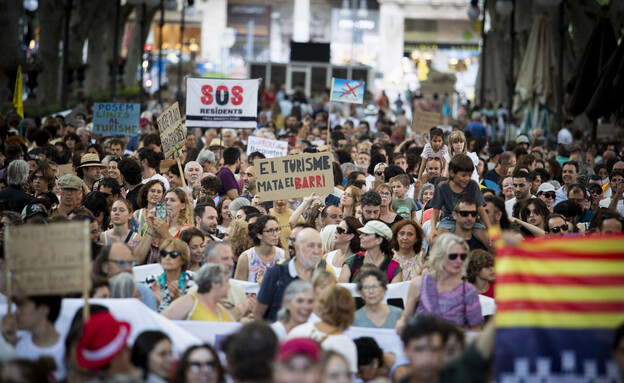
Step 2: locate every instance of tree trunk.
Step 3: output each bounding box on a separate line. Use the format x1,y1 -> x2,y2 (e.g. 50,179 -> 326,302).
122,4 -> 158,88
84,0 -> 111,94
0,0 -> 23,106
38,0 -> 65,105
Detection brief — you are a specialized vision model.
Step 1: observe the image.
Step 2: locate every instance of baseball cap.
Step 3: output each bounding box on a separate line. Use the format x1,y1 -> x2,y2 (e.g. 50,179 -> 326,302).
139,117 -> 150,126
277,338 -> 321,363
58,174 -> 84,190
373,163 -> 387,174
21,204 -> 46,220
76,311 -> 131,370
358,220 -> 392,240
537,183 -> 556,194
516,135 -> 530,144
588,182 -> 603,195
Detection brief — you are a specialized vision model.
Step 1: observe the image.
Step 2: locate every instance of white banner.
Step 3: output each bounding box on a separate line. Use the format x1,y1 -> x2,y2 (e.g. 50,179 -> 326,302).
186,78 -> 260,129
246,136 -> 289,158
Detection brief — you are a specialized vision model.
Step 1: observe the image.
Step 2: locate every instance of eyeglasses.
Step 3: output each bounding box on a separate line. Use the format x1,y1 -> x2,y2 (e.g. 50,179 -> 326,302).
362,283 -> 381,292
160,250 -> 181,259
548,224 -> 569,233
541,192 -> 556,199
448,253 -> 467,261
456,210 -> 477,217
108,259 -> 136,267
263,228 -> 281,235
379,192 -> 392,197
189,361 -> 216,373
336,227 -> 351,235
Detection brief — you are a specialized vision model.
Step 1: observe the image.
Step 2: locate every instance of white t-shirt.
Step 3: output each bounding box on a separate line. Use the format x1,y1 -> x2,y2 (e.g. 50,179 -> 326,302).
270,321 -> 289,342
142,173 -> 171,190
599,197 -> 624,216
16,332 -> 66,380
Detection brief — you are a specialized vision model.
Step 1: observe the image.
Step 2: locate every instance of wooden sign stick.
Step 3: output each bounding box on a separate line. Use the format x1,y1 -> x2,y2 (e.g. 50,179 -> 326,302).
83,223 -> 91,322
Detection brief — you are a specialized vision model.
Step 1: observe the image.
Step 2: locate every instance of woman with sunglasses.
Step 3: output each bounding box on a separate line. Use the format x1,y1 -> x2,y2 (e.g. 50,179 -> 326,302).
396,233 -> 483,333
536,183 -> 557,211
172,344 -> 225,383
339,220 -> 403,283
162,264 -> 234,322
234,215 -> 285,284
152,238 -> 193,312
544,213 -> 572,236
324,217 -> 362,279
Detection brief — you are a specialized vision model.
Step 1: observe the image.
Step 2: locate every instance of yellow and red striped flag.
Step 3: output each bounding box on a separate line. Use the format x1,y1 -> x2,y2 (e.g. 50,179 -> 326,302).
494,233 -> 624,381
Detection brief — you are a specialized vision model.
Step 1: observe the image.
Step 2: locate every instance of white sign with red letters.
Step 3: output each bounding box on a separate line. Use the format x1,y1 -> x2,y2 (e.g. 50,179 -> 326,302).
186,77 -> 260,129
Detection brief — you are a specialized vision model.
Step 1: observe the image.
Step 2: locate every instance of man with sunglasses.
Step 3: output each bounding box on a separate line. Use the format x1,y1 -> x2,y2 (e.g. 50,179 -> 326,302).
544,213 -> 571,236
587,182 -> 603,212
450,194 -> 488,251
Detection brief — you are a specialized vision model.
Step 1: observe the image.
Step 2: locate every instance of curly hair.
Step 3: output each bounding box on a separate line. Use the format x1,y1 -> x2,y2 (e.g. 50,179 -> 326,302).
427,233 -> 470,279
355,266 -> 387,293
248,215 -> 278,246
315,285 -> 355,331
229,220 -> 254,257
520,198 -> 550,223
137,179 -> 165,208
390,220 -> 424,253
466,249 -> 494,283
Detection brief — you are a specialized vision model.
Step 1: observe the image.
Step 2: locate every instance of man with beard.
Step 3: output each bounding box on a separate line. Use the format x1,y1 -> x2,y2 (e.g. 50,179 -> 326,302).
553,161 -> 578,207
184,161 -> 203,189
194,202 -> 221,241
360,190 -> 382,225
137,147 -> 170,190
241,165 -> 272,210
217,147 -> 241,199
505,171 -> 532,218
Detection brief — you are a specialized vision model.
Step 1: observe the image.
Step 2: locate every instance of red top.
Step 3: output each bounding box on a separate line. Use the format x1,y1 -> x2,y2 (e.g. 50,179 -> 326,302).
482,282 -> 495,299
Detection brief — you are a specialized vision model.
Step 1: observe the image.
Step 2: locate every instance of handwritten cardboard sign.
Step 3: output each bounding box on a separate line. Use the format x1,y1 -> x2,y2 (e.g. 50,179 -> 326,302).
255,152 -> 334,202
158,102 -> 186,159
5,221 -> 90,296
411,110 -> 441,133
246,136 -> 289,158
330,78 -> 365,104
58,163 -> 74,177
93,103 -> 141,136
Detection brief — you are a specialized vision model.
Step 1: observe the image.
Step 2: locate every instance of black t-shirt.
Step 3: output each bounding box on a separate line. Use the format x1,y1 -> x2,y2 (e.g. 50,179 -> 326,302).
126,185 -> 141,211
381,214 -> 404,228
257,260 -> 298,322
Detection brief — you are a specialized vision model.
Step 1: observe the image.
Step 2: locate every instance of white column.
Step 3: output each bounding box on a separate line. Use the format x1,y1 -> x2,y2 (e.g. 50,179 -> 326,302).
293,0 -> 310,42
377,1 -> 404,84
199,0 -> 227,65
270,12 -> 282,61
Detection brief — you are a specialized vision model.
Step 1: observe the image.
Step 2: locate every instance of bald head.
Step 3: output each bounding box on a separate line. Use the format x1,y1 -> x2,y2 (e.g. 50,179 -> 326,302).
104,243 -> 134,278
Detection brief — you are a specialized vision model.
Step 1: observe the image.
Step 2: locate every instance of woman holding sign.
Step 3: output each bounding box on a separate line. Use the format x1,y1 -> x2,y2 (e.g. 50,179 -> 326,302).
234,215 -> 286,284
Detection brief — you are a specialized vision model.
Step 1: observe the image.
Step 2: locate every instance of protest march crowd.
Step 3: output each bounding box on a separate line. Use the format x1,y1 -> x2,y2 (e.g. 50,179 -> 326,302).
0,87 -> 623,383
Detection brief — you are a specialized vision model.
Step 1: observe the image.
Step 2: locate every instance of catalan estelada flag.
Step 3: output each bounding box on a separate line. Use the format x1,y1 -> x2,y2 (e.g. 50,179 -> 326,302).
494,233 -> 624,382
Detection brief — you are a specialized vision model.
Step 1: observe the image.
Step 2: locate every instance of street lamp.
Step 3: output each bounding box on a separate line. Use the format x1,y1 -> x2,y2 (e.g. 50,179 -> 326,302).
468,0 -> 480,21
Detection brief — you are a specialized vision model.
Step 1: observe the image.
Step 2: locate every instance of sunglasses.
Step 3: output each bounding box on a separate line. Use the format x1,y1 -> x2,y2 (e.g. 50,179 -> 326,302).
160,250 -> 181,259
589,189 -> 602,195
541,192 -> 556,199
548,224 -> 569,233
336,227 -> 351,235
456,210 -> 477,217
375,171 -> 384,176
448,253 -> 468,261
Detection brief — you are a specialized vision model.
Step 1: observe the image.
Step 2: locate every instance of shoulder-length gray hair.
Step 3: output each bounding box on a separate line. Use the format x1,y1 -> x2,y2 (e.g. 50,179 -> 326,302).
427,233 -> 470,279
109,272 -> 137,298
196,263 -> 229,293
276,280 -> 314,322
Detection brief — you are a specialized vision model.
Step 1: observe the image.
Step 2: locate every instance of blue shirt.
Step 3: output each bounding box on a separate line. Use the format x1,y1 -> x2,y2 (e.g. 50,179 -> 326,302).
465,122 -> 486,138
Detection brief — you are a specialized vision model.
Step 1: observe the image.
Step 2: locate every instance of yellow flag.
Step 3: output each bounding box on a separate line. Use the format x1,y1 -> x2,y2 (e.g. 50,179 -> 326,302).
13,65 -> 23,119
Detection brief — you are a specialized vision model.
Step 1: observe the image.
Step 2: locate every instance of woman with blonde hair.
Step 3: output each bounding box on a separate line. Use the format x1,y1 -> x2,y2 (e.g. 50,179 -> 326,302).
397,233 -> 483,331
321,224 -> 338,255
164,187 -> 193,237
288,285 -> 358,373
444,130 -> 480,182
339,185 -> 362,217
396,233 -> 483,332
226,220 -> 254,260
152,237 -> 194,312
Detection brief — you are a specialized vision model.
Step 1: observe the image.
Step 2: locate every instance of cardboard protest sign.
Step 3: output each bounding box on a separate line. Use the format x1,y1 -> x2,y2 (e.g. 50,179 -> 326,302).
186,78 -> 260,129
255,152 -> 334,202
5,221 -> 90,296
411,110 -> 441,133
246,136 -> 288,158
157,102 -> 186,159
330,78 -> 365,104
58,163 -> 74,177
93,103 -> 141,136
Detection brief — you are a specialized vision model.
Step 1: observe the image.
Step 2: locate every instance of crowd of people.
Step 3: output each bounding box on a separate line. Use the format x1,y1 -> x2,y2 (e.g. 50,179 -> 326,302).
0,88 -> 623,383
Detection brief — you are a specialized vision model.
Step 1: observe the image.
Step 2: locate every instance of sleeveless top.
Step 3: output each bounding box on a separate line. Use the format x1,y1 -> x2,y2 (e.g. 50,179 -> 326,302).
188,294 -> 233,322
245,246 -> 286,283
344,252 -> 401,283
415,273 -> 483,328
324,250 -> 343,279
104,230 -> 140,250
